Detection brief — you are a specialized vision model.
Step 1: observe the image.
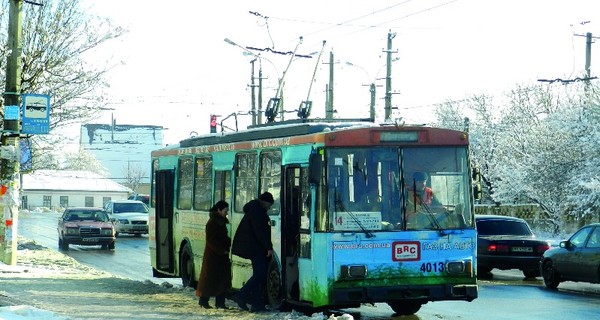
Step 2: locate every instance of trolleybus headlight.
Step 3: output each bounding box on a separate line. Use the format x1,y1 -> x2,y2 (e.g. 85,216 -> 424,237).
341,265 -> 367,278
446,261 -> 466,274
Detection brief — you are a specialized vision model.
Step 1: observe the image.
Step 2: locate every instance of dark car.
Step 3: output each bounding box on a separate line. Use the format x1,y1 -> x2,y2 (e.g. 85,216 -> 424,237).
128,194 -> 149,205
476,214 -> 550,278
540,223 -> 600,289
57,207 -> 116,251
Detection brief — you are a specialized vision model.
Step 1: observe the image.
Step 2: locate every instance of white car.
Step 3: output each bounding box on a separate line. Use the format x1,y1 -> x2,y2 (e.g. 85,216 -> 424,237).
104,200 -> 149,237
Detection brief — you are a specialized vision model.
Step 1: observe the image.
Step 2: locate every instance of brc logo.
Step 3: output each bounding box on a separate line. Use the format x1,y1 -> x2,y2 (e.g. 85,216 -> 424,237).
392,241 -> 421,261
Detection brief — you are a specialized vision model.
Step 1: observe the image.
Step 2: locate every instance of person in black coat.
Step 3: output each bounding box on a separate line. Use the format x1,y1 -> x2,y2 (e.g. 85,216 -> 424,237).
231,192 -> 274,312
195,200 -> 232,309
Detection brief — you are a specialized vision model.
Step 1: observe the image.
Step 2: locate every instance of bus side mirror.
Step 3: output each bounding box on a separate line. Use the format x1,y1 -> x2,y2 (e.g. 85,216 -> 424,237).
473,183 -> 482,201
309,153 -> 323,185
471,166 -> 481,182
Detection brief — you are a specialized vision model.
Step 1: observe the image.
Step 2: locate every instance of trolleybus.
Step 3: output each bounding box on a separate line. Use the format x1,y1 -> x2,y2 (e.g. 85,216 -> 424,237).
149,120 -> 478,315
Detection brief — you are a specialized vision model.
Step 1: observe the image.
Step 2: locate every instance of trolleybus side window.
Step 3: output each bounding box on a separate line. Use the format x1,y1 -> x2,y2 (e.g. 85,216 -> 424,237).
177,156 -> 194,210
214,170 -> 232,204
193,156 -> 213,210
260,150 -> 282,215
234,152 -> 258,212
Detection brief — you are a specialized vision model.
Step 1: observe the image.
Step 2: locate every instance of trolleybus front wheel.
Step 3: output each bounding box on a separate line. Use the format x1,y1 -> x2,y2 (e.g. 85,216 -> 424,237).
266,258 -> 288,311
388,300 -> 423,316
180,243 -> 196,288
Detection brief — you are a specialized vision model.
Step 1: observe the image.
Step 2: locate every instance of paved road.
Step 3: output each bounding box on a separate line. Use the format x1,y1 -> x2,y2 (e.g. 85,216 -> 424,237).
17,210 -> 181,286
15,211 -> 600,319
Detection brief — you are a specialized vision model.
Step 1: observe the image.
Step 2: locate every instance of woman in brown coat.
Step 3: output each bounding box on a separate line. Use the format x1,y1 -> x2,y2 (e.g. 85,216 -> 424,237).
195,200 -> 232,309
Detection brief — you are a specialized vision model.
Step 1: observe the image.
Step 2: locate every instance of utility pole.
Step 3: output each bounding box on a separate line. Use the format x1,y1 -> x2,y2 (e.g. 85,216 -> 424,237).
250,59 -> 257,125
384,31 -> 398,121
326,51 -> 334,119
0,0 -> 23,265
585,32 -> 592,93
369,83 -> 376,122
257,65 -> 263,124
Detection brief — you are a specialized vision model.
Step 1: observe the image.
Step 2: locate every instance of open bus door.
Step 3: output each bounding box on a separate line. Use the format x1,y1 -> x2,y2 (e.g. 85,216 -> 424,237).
281,166 -> 307,301
155,169 -> 175,273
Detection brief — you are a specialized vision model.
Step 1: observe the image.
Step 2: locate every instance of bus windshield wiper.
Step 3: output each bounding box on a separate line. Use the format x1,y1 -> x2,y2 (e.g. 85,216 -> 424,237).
417,199 -> 446,236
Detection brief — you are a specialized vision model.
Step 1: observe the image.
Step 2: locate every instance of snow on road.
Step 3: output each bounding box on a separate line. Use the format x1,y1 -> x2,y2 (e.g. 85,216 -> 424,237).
0,238 -> 353,320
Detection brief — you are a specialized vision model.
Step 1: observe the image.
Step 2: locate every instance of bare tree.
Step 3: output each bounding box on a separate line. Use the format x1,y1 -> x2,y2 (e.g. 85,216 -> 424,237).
0,0 -> 126,171
0,0 -> 126,130
122,163 -> 146,194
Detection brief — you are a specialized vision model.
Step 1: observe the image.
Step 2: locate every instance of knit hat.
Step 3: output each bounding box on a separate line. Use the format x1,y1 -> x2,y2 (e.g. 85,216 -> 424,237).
412,172 -> 427,181
259,192 -> 275,204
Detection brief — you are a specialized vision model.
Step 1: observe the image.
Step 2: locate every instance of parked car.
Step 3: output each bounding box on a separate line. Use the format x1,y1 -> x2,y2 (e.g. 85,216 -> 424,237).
476,215 -> 551,278
104,200 -> 149,237
57,207 -> 115,251
540,223 -> 600,289
128,194 -> 149,206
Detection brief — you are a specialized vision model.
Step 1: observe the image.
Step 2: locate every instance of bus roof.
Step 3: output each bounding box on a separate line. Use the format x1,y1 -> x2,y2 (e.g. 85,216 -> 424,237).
179,120 -> 379,148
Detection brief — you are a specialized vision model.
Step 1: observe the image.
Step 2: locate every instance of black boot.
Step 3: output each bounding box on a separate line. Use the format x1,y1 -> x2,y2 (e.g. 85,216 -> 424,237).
198,297 -> 212,309
215,294 -> 229,309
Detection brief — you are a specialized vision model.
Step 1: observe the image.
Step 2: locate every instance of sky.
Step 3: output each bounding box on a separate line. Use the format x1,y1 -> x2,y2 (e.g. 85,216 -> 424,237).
77,0 -> 600,146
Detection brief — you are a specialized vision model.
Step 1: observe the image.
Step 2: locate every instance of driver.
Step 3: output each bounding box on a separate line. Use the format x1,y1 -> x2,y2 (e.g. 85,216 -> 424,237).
405,172 -> 444,227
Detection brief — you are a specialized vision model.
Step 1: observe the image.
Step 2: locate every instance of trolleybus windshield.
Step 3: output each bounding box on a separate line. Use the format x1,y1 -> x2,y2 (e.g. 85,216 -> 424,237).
327,146 -> 472,232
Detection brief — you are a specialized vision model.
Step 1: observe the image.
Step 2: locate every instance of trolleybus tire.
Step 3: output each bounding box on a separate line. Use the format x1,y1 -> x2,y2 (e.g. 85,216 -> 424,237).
388,300 -> 423,316
180,243 -> 196,288
266,258 -> 288,311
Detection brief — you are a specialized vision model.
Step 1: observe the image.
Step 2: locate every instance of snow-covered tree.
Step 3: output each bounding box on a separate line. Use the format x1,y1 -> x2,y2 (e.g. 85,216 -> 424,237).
61,148 -> 108,176
434,80 -> 600,228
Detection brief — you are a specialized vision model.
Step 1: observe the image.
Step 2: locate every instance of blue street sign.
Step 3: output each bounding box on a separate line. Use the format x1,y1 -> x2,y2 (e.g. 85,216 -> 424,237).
4,105 -> 20,120
21,94 -> 51,134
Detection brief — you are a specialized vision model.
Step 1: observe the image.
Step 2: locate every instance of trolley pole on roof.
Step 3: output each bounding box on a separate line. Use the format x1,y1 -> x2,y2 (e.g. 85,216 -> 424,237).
0,0 -> 23,265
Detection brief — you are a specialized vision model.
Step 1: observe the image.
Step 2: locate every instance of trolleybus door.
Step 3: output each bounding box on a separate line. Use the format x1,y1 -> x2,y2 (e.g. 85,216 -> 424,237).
282,166 -> 304,300
155,169 -> 175,272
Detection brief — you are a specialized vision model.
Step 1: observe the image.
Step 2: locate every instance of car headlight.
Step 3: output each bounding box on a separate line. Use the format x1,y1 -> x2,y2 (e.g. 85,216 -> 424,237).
117,219 -> 129,224
65,228 -> 79,235
101,228 -> 114,236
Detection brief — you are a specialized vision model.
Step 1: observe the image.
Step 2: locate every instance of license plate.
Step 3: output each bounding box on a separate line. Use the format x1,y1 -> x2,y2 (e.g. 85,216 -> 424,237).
133,226 -> 147,230
511,246 -> 532,252
82,238 -> 99,242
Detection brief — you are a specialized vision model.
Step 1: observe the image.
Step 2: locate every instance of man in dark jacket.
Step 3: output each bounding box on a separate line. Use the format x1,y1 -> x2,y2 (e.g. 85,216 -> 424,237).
231,192 -> 274,312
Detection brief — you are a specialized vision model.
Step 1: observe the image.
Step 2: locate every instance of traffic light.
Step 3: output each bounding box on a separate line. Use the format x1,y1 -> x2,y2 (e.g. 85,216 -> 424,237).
210,115 -> 217,133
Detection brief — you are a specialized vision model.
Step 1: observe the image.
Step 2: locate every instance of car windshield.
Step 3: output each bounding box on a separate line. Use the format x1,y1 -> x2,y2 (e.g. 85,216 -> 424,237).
66,210 -> 109,222
113,203 -> 148,214
477,220 -> 533,236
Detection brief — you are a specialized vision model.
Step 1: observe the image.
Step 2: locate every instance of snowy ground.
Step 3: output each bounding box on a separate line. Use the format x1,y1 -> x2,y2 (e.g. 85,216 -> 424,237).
0,238 -> 354,320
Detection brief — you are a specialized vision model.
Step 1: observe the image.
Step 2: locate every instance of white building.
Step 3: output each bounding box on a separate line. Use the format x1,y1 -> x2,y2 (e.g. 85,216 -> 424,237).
79,123 -> 164,193
21,170 -> 131,210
